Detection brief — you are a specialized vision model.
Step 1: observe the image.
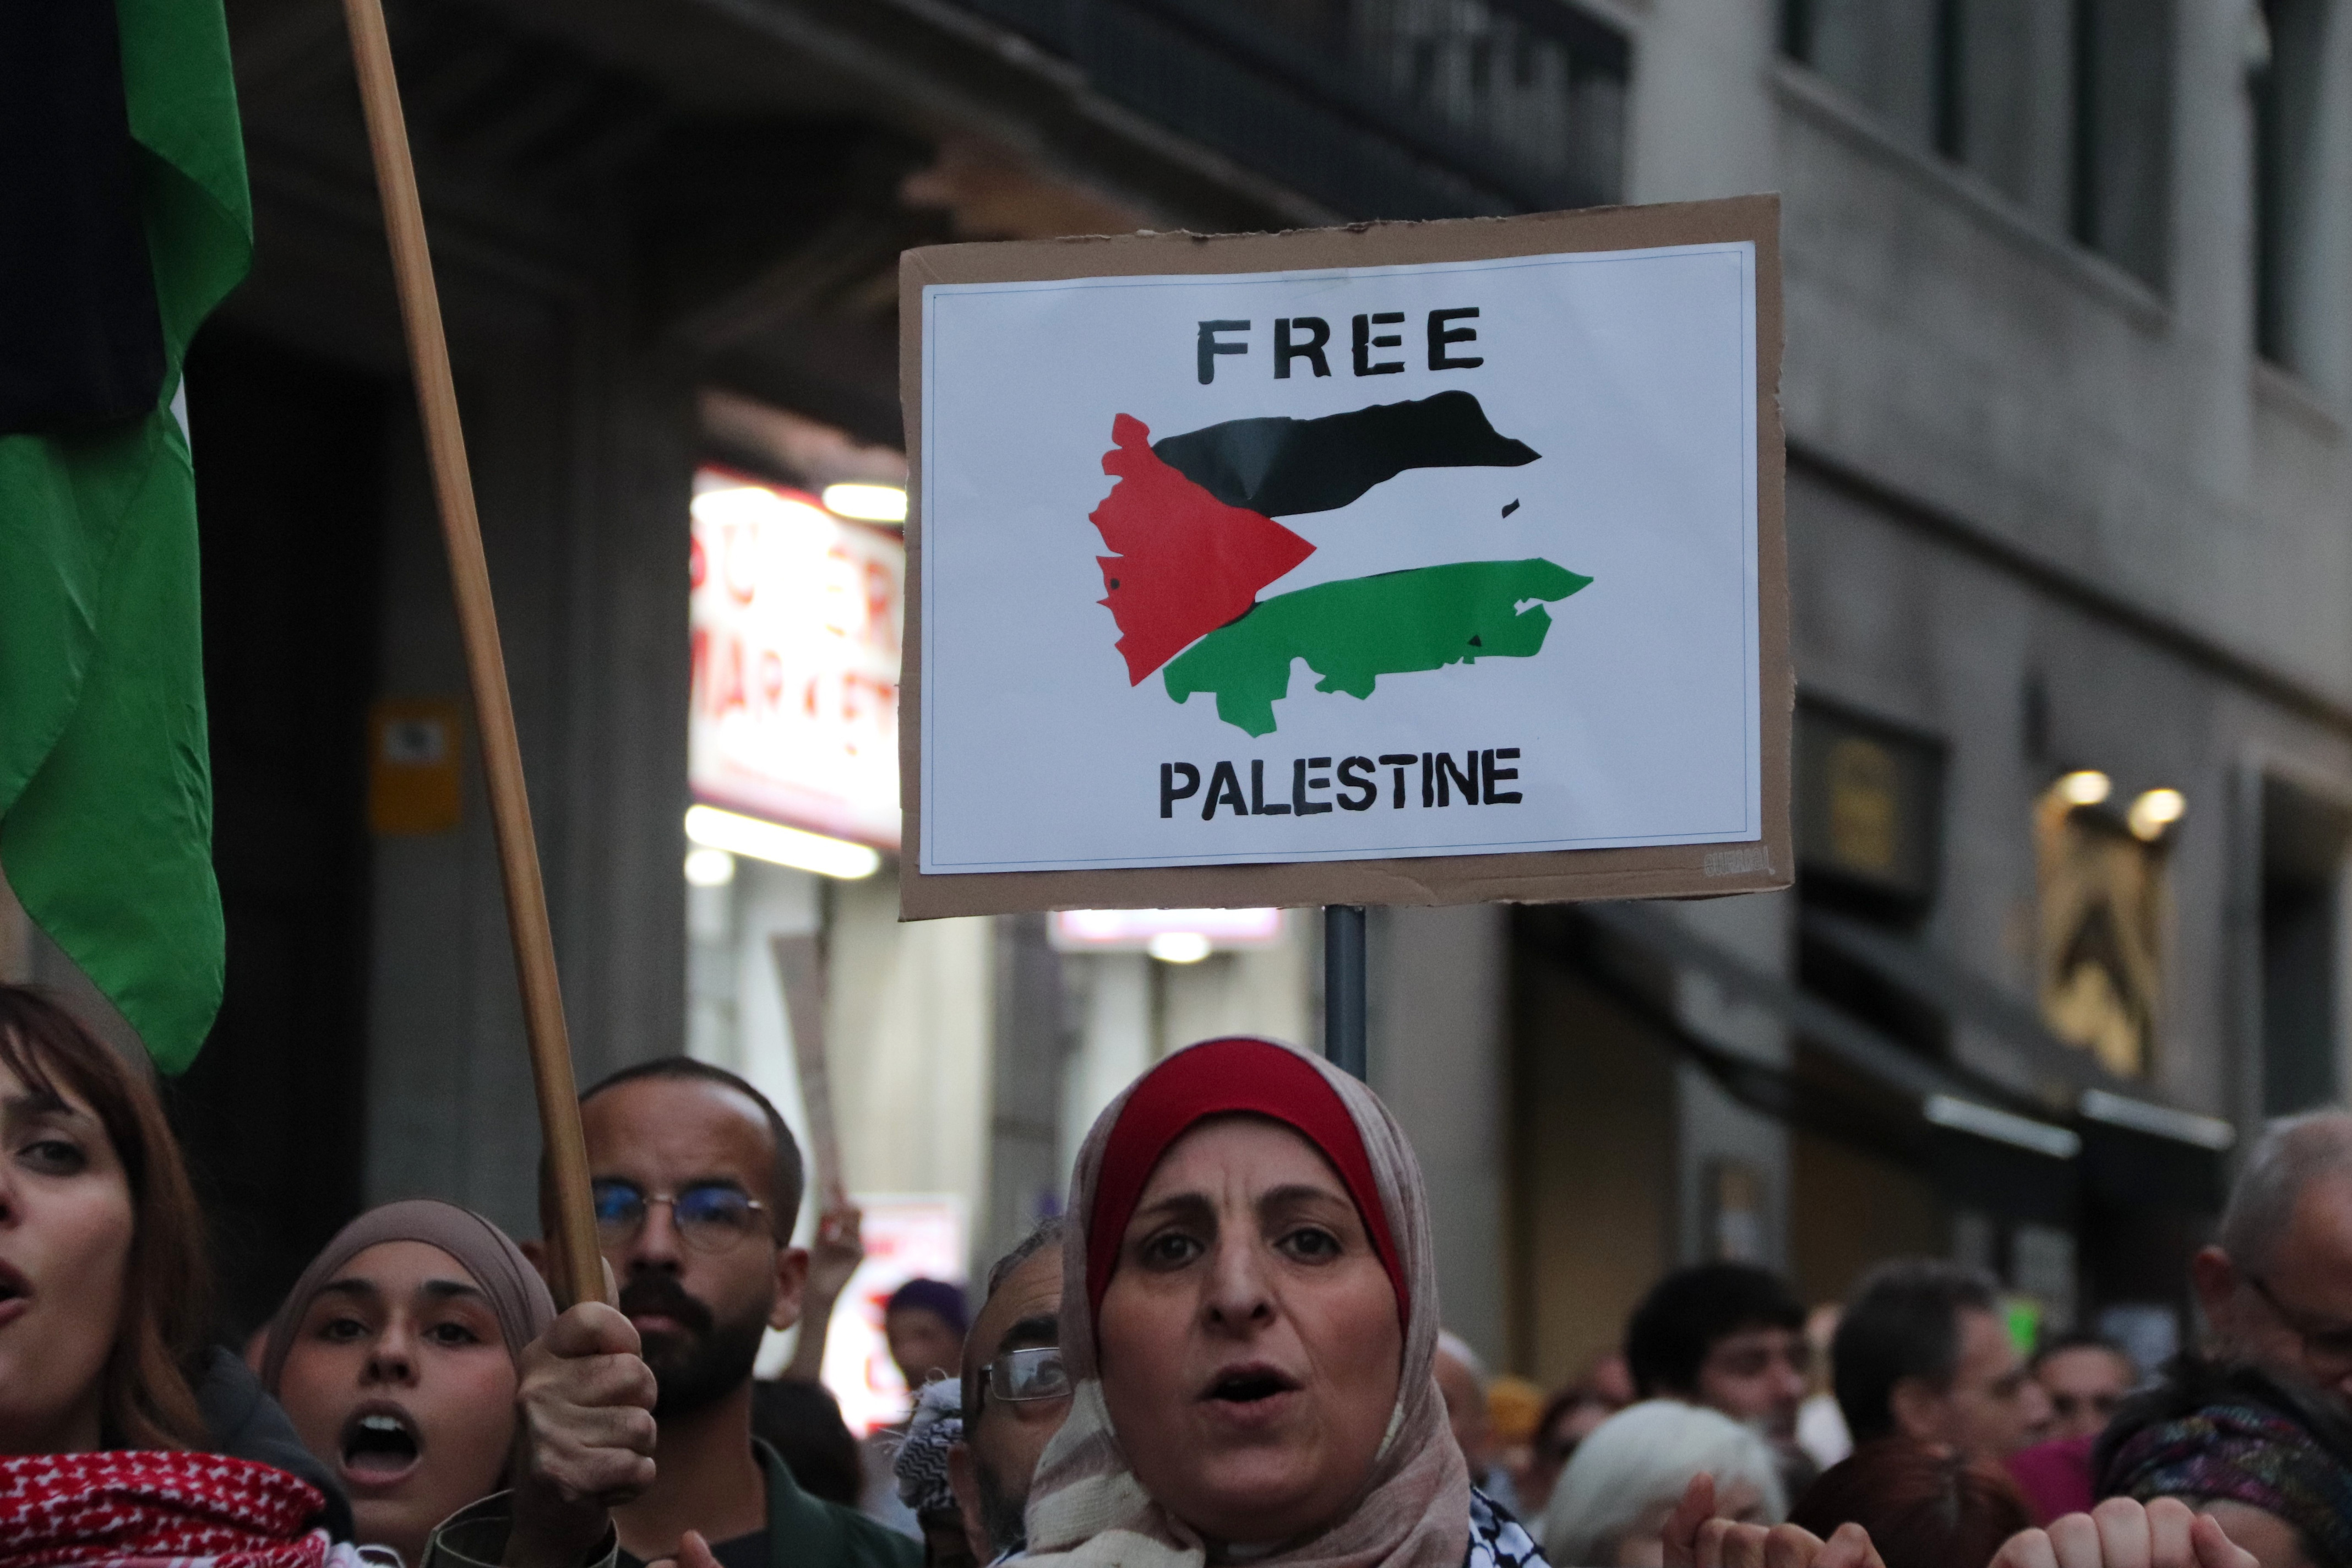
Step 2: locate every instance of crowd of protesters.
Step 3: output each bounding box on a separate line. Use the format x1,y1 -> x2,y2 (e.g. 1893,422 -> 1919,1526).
6,979 -> 2352,1568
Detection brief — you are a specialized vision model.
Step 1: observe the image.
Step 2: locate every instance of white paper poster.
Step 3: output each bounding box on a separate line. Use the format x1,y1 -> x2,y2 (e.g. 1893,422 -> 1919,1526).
813,1194 -> 967,1436
918,242 -> 1761,875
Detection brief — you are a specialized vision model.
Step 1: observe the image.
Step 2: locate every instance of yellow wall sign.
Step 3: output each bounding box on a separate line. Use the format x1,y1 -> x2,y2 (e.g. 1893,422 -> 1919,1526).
1794,700 -> 1943,911
368,699 -> 464,836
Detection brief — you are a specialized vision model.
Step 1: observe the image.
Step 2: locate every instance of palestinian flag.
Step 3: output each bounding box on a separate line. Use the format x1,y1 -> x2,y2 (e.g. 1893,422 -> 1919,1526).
1089,390 -> 1591,737
0,0 -> 252,1071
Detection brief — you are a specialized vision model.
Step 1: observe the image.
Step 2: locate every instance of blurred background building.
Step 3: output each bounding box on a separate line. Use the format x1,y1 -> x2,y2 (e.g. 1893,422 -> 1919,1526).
3,0 -> 2347,1421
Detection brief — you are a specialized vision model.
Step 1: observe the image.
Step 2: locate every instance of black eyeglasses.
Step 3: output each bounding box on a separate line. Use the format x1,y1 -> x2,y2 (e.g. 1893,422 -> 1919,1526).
591,1180 -> 771,1253
984,1346 -> 1070,1405
2248,1275 -> 2352,1379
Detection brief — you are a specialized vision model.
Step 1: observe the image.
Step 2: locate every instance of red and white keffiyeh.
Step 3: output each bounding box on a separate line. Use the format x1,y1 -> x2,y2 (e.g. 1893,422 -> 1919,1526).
0,1451 -> 343,1568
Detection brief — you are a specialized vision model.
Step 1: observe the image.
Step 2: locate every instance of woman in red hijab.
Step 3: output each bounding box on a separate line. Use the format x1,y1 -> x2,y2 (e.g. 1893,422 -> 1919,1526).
1020,1037 -> 1541,1568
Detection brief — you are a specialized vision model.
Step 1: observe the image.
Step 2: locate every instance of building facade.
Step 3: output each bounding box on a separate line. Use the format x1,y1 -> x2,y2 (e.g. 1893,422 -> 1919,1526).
4,0 -> 2347,1394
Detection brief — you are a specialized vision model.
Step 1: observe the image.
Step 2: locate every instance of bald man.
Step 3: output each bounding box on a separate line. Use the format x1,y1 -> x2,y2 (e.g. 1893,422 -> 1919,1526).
2192,1112 -> 2352,1410
949,1221 -> 1071,1561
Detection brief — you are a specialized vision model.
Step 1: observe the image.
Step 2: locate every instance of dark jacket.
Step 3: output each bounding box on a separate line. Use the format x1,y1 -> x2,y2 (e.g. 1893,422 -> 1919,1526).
197,1346 -> 355,1542
421,1438 -> 922,1568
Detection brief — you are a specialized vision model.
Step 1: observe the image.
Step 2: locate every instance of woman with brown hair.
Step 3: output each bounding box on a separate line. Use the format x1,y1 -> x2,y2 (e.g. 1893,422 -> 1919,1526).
1787,1440 -> 2032,1568
0,982 -> 355,1565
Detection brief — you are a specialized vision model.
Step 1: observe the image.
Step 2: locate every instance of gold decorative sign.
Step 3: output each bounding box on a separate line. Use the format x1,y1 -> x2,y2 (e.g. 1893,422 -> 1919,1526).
2035,786 -> 2168,1078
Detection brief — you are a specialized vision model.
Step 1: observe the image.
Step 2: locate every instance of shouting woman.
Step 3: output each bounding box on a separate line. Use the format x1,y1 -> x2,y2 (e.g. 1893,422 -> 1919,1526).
262,1199 -> 558,1566
1020,1035 -> 1542,1568
0,983 -> 357,1565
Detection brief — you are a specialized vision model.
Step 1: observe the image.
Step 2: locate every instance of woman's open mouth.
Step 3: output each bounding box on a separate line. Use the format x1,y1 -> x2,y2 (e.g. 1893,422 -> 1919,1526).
0,1262 -> 30,1329
1201,1364 -> 1302,1406
339,1405 -> 423,1487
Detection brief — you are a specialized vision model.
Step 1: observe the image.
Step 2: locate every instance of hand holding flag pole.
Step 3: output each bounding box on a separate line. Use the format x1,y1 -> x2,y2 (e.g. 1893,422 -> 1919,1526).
336,0 -> 608,1309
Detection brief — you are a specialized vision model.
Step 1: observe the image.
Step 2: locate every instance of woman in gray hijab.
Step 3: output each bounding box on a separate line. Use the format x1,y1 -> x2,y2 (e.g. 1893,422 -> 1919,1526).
262,1199 -> 557,1567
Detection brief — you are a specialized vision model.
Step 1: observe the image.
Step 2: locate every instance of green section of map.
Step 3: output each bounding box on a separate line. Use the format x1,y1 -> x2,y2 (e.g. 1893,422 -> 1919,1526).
1162,557 -> 1593,736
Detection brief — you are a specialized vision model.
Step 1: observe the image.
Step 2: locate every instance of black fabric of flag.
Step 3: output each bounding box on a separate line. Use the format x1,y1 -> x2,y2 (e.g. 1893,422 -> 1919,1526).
0,0 -> 166,435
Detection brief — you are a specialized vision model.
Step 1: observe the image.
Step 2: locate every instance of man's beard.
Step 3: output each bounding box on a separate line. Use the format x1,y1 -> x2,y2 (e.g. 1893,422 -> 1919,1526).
619,1272 -> 768,1419
974,1453 -> 1028,1556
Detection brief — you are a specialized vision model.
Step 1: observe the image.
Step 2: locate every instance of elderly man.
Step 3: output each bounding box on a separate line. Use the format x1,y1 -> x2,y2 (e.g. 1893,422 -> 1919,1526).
2192,1110 -> 2352,1400
948,1219 -> 1071,1561
1433,1331 -> 1518,1511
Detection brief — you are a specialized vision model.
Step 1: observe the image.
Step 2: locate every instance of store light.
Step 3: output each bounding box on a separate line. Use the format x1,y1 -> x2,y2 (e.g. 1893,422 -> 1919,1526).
2078,1088 -> 2234,1150
683,847 -> 736,887
692,482 -> 832,539
821,482 -> 907,523
1922,1094 -> 2081,1159
1049,908 -> 1284,953
2127,787 -> 2187,841
1147,931 -> 1213,964
2054,770 -> 2113,807
685,805 -> 880,880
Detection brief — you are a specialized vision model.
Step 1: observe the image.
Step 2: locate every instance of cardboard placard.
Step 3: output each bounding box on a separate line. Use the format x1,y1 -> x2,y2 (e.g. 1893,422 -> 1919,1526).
900,197 -> 1788,919
770,934 -> 843,1202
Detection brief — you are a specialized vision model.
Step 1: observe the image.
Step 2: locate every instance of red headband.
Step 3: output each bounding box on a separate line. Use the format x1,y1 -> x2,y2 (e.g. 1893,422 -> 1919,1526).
1084,1037 -> 1407,1324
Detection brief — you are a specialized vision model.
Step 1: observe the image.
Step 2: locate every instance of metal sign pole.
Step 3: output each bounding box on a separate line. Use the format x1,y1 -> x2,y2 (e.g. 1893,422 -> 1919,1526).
1324,905 -> 1367,1079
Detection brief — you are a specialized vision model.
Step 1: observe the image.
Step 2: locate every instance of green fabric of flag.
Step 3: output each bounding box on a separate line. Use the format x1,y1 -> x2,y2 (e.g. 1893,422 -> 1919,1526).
0,0 -> 251,1073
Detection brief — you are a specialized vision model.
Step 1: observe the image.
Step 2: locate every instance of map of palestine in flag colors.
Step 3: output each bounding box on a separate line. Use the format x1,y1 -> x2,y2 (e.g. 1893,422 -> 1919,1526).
1090,391 -> 1592,736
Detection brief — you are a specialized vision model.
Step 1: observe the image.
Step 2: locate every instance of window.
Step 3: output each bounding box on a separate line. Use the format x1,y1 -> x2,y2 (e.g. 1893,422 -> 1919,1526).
1795,699 -> 1946,924
2069,0 -> 2174,287
2252,0 -> 2329,373
1782,0 -> 2174,286
2260,777 -> 2349,1114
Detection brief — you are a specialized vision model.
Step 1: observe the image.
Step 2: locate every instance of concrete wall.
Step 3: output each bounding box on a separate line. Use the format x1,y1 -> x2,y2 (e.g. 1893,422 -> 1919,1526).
216,168 -> 693,1243
1632,2 -> 2352,1103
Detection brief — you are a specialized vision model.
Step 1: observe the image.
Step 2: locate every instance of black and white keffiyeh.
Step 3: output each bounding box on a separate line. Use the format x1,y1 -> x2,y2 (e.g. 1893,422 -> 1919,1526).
1464,1489 -> 1544,1568
896,1379 -> 966,1518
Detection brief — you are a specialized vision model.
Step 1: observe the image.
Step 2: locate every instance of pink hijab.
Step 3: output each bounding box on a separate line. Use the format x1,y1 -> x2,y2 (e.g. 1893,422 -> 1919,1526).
1023,1037 -> 1469,1568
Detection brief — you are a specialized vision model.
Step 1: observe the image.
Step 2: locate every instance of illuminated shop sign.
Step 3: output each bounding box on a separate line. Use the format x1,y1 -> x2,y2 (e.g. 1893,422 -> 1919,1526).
1048,907 -> 1286,963
689,469 -> 902,850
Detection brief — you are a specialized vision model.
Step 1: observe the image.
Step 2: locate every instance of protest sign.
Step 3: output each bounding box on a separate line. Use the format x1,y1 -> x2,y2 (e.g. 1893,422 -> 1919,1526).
900,197 -> 1787,919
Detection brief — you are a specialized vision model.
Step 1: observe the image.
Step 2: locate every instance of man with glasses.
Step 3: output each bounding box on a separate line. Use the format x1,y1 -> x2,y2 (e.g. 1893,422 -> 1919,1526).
423,1060 -> 919,1568
2193,1110 -> 2352,1401
1625,1262 -> 1817,1493
948,1219 -> 1071,1562
2030,1332 -> 2137,1441
563,1058 -> 919,1568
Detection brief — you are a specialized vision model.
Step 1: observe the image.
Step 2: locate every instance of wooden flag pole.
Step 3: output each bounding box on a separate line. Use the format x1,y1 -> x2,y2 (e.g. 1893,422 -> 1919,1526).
337,0 -> 608,1309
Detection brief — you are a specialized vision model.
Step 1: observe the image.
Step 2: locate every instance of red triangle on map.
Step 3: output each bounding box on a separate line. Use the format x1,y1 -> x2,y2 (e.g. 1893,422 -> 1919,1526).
1091,413 -> 1316,684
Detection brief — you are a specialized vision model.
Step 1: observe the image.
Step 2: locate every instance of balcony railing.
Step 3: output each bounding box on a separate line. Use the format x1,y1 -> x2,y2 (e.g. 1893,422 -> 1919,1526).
957,0 -> 1629,219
